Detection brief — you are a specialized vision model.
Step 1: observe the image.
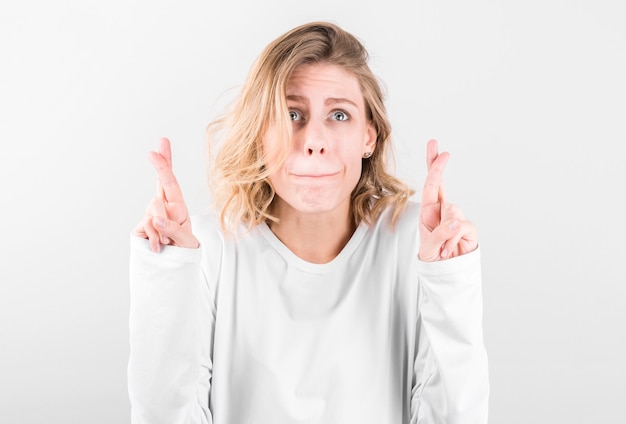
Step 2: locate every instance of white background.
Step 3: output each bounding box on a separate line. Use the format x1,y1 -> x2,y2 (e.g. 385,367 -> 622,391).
1,1 -> 625,423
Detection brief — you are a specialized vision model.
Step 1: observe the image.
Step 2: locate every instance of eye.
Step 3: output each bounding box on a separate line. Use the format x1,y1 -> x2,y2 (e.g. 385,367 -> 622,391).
331,110 -> 349,121
289,110 -> 302,121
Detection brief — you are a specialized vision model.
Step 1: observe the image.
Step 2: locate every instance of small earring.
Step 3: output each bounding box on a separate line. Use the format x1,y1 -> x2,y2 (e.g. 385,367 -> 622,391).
363,152 -> 372,158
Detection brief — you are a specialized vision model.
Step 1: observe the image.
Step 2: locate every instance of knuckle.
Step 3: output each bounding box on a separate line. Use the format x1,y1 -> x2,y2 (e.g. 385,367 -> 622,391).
147,199 -> 166,215
132,226 -> 147,238
444,202 -> 458,213
162,178 -> 178,188
139,216 -> 150,230
149,196 -> 164,207
152,216 -> 167,231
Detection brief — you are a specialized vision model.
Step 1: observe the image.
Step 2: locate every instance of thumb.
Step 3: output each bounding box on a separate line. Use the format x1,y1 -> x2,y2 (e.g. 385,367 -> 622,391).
419,218 -> 460,261
152,216 -> 199,249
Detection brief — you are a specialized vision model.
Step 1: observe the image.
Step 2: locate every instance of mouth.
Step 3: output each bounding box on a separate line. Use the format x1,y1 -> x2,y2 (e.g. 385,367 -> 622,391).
291,171 -> 341,178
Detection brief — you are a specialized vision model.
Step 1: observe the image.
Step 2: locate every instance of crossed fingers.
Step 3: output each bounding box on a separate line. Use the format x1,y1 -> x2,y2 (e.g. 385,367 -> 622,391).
418,140 -> 477,261
132,138 -> 198,252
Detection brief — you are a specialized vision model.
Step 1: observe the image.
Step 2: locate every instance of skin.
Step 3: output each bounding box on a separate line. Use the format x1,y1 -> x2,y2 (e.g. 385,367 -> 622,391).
419,139 -> 478,261
263,63 -> 377,263
133,65 -> 478,262
132,137 -> 198,252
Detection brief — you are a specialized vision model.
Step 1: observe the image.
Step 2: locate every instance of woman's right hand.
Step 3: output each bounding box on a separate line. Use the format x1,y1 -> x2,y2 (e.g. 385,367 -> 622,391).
132,137 -> 199,252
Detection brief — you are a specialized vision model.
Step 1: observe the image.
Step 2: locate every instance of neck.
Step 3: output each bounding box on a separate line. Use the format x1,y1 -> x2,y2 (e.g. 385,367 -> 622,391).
268,199 -> 356,264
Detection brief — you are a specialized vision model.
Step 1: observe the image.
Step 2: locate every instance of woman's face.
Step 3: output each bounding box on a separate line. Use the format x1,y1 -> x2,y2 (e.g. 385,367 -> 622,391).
264,63 -> 376,218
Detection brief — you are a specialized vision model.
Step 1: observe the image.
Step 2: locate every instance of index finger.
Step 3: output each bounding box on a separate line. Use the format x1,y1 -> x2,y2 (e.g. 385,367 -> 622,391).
148,148 -> 185,204
422,140 -> 449,205
155,137 -> 172,198
157,137 -> 172,168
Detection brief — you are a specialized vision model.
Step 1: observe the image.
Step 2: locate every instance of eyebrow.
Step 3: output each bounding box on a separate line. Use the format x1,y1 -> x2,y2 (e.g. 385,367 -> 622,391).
286,95 -> 359,108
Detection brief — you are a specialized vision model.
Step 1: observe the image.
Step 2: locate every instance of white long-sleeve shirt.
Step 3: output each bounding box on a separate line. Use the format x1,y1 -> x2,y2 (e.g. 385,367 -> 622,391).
128,202 -> 489,423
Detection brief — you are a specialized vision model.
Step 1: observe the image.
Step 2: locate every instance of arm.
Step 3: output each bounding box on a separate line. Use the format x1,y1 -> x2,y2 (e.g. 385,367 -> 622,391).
129,138 -> 215,423
410,140 -> 489,422
128,237 -> 215,424
411,248 -> 489,423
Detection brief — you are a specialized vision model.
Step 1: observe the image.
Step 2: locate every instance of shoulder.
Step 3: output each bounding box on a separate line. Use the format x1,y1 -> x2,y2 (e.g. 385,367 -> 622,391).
364,200 -> 421,253
189,213 -> 227,276
191,213 -> 225,248
376,199 -> 421,233
189,213 -> 257,297
396,200 -> 420,227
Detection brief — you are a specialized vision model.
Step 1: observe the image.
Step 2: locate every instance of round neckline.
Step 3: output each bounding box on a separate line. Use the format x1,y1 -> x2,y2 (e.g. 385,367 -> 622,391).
257,220 -> 369,274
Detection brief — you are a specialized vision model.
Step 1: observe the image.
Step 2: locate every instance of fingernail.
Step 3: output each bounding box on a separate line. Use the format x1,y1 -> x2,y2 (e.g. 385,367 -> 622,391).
441,248 -> 448,258
448,220 -> 458,230
155,217 -> 165,228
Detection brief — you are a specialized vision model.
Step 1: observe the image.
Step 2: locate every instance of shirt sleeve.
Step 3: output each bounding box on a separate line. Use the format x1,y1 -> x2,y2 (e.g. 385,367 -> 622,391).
410,248 -> 489,424
128,235 -> 217,424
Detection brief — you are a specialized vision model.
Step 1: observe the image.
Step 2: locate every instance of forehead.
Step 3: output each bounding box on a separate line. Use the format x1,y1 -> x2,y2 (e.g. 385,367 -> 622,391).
286,63 -> 363,101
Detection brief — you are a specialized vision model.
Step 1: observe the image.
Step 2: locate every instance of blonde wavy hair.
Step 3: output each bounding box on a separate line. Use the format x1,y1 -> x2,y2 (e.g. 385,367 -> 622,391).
207,21 -> 414,232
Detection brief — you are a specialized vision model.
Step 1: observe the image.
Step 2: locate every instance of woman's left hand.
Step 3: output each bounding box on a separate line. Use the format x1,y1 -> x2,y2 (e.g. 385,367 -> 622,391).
418,139 -> 478,262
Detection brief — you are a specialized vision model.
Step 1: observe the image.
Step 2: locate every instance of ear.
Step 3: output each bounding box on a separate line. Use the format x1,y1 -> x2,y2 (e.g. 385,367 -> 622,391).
363,123 -> 377,155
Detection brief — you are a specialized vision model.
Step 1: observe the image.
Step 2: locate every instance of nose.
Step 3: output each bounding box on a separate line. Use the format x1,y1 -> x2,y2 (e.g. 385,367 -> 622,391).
301,119 -> 327,156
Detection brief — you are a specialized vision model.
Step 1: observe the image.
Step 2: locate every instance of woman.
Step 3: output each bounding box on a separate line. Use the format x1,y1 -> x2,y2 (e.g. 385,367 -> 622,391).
130,21 -> 489,423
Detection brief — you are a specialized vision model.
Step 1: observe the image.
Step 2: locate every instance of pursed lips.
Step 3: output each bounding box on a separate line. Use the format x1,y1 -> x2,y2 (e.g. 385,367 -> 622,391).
290,171 -> 341,178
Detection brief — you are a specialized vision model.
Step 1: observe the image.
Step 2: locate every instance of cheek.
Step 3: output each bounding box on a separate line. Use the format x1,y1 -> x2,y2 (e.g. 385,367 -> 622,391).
338,134 -> 367,165
262,124 -> 293,170
267,163 -> 290,196
348,157 -> 364,182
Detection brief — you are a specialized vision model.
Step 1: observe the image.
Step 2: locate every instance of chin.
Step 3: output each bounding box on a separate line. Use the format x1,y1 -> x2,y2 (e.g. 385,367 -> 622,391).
280,190 -> 350,216
296,197 -> 341,214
